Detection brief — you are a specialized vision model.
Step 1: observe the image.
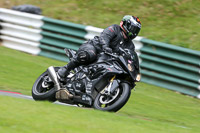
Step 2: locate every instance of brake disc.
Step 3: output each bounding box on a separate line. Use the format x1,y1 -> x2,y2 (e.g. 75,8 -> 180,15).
99,88 -> 120,104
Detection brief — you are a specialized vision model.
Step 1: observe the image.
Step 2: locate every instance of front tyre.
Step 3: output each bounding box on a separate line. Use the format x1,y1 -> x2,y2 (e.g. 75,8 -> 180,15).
93,82 -> 131,112
32,67 -> 60,102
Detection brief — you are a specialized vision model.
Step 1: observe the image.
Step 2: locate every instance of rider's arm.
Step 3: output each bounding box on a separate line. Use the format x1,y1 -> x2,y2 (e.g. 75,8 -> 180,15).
99,25 -> 117,48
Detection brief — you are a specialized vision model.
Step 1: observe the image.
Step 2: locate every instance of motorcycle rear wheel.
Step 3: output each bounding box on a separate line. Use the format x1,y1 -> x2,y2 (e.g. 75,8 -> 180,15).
32,67 -> 60,102
93,82 -> 131,112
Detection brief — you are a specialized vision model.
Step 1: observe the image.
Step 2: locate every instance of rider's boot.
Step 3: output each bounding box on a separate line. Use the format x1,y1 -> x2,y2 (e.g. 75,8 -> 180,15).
57,61 -> 78,82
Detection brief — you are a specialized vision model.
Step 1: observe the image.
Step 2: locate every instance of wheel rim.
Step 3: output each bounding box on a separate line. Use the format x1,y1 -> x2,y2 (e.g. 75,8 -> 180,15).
34,75 -> 54,95
97,88 -> 122,108
99,88 -> 120,104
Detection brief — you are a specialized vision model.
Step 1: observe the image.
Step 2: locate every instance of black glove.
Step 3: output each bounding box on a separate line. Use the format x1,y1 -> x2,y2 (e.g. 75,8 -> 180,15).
103,46 -> 112,53
126,53 -> 132,59
124,49 -> 132,59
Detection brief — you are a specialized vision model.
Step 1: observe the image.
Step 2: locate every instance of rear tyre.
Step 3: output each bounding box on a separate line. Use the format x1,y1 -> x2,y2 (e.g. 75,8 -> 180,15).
32,67 -> 60,102
93,82 -> 131,112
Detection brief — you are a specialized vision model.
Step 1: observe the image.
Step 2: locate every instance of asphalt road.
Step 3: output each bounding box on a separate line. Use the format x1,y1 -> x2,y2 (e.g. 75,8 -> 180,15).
0,90 -> 77,107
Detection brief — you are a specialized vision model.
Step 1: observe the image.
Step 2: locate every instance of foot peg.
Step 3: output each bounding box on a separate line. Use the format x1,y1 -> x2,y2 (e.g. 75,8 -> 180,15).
56,89 -> 73,100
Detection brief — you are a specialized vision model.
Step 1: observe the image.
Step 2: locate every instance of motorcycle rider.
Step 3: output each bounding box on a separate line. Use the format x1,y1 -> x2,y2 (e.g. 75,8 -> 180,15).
57,15 -> 142,81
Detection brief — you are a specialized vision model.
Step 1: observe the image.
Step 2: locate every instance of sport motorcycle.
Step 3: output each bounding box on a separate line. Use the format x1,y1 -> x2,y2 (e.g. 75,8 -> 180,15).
32,47 -> 140,112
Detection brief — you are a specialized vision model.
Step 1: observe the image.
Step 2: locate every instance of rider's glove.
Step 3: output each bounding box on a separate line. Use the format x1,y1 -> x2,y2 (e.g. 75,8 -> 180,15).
103,46 -> 112,53
126,54 -> 132,59
124,49 -> 132,59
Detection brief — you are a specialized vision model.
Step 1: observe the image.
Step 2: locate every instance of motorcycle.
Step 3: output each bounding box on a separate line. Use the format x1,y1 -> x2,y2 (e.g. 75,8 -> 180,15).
32,47 -> 140,112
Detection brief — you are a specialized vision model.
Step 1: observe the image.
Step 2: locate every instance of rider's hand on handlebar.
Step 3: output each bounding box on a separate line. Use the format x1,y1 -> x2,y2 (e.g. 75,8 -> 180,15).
119,48 -> 132,59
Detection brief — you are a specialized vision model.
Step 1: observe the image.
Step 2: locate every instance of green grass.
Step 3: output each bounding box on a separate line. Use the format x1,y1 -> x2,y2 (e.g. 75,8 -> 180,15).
1,0 -> 200,51
0,45 -> 200,133
0,93 -> 199,133
0,1 -> 200,132
0,46 -> 66,95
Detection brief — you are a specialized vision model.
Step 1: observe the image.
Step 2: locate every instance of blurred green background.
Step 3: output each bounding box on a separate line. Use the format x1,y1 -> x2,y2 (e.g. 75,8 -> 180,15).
1,0 -> 200,50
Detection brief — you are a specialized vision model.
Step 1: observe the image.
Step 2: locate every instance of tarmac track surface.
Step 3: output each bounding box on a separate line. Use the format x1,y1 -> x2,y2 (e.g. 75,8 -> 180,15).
0,90 -> 77,107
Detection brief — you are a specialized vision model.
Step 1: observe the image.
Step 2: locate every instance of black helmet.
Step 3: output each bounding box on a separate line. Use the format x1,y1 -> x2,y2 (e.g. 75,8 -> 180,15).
120,15 -> 141,40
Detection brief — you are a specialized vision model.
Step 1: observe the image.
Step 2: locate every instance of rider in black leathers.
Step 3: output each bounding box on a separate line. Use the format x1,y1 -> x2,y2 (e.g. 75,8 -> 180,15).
58,15 -> 142,81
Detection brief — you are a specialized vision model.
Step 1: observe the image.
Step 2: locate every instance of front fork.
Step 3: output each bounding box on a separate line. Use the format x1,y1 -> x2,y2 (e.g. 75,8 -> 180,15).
101,75 -> 119,95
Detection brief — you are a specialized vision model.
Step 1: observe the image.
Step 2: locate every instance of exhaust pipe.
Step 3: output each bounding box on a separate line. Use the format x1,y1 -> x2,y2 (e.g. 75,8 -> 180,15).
47,66 -> 61,91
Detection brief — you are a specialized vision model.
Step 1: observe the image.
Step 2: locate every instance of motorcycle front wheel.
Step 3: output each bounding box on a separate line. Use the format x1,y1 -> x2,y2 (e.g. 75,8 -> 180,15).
32,67 -> 60,102
93,82 -> 131,112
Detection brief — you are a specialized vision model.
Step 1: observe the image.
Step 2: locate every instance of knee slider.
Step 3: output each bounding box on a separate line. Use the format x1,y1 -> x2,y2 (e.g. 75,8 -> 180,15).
77,51 -> 89,63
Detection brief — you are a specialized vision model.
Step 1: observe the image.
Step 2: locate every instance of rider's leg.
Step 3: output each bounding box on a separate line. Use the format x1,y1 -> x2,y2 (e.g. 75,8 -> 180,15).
57,43 -> 97,81
57,59 -> 78,80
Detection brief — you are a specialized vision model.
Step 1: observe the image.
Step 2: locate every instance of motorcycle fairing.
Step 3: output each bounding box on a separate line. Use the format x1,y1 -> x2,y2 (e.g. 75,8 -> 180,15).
118,56 -> 139,82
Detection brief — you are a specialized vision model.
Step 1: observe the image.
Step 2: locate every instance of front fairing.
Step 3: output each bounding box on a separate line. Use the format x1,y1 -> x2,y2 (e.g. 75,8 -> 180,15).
88,52 -> 139,83
118,56 -> 140,82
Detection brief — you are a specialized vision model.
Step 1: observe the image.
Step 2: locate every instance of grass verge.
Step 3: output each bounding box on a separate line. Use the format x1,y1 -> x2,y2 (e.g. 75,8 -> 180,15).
0,46 -> 200,133
0,46 -> 66,95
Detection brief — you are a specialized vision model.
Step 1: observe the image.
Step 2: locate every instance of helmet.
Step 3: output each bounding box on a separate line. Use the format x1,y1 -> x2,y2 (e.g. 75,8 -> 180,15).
120,15 -> 141,40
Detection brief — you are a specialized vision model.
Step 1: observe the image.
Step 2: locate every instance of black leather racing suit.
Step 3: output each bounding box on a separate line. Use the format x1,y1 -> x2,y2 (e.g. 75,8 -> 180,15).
58,24 -> 139,78
92,24 -> 136,55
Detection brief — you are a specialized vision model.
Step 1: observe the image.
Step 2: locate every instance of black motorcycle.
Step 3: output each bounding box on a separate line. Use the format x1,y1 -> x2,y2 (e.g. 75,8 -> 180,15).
32,47 -> 140,112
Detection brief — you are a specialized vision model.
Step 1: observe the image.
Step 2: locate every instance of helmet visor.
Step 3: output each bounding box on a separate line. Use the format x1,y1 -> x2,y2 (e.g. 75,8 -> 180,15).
128,24 -> 140,36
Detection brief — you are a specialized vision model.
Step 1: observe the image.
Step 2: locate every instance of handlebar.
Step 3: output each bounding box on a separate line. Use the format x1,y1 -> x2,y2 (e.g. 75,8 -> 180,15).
104,51 -> 118,58
103,47 -> 130,58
